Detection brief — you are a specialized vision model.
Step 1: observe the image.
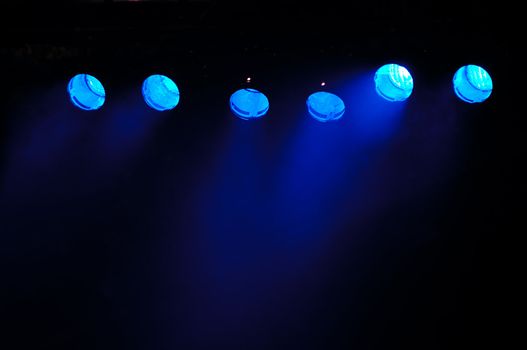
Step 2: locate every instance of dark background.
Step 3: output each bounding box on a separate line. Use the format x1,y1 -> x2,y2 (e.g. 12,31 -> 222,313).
0,1 -> 515,349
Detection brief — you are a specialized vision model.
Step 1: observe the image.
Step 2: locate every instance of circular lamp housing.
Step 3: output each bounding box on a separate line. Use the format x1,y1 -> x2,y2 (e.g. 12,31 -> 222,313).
230,88 -> 270,120
374,64 -> 414,102
306,91 -> 345,122
453,65 -> 493,103
68,74 -> 106,110
142,75 -> 180,111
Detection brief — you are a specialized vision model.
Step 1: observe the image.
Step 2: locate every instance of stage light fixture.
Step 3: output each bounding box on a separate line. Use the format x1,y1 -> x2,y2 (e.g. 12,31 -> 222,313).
374,64 -> 413,102
142,75 -> 180,111
68,74 -> 106,111
453,65 -> 493,103
306,91 -> 345,122
229,88 -> 270,120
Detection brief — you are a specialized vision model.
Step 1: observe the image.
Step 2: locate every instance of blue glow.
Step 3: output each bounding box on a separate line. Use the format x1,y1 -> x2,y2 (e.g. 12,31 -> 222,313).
306,91 -> 345,122
142,75 -> 180,111
68,74 -> 105,110
453,65 -> 493,103
374,64 -> 413,102
229,88 -> 269,120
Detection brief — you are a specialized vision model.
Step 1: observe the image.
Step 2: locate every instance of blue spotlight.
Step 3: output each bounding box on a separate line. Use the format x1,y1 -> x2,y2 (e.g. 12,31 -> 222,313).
374,64 -> 413,102
68,74 -> 105,110
142,75 -> 180,111
306,91 -> 345,122
453,65 -> 493,103
230,88 -> 269,120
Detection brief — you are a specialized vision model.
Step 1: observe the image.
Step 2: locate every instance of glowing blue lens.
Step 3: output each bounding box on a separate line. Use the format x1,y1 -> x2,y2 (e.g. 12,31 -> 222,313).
230,88 -> 269,120
306,91 -> 345,122
453,65 -> 493,103
68,74 -> 105,110
142,75 -> 180,111
374,64 -> 413,102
